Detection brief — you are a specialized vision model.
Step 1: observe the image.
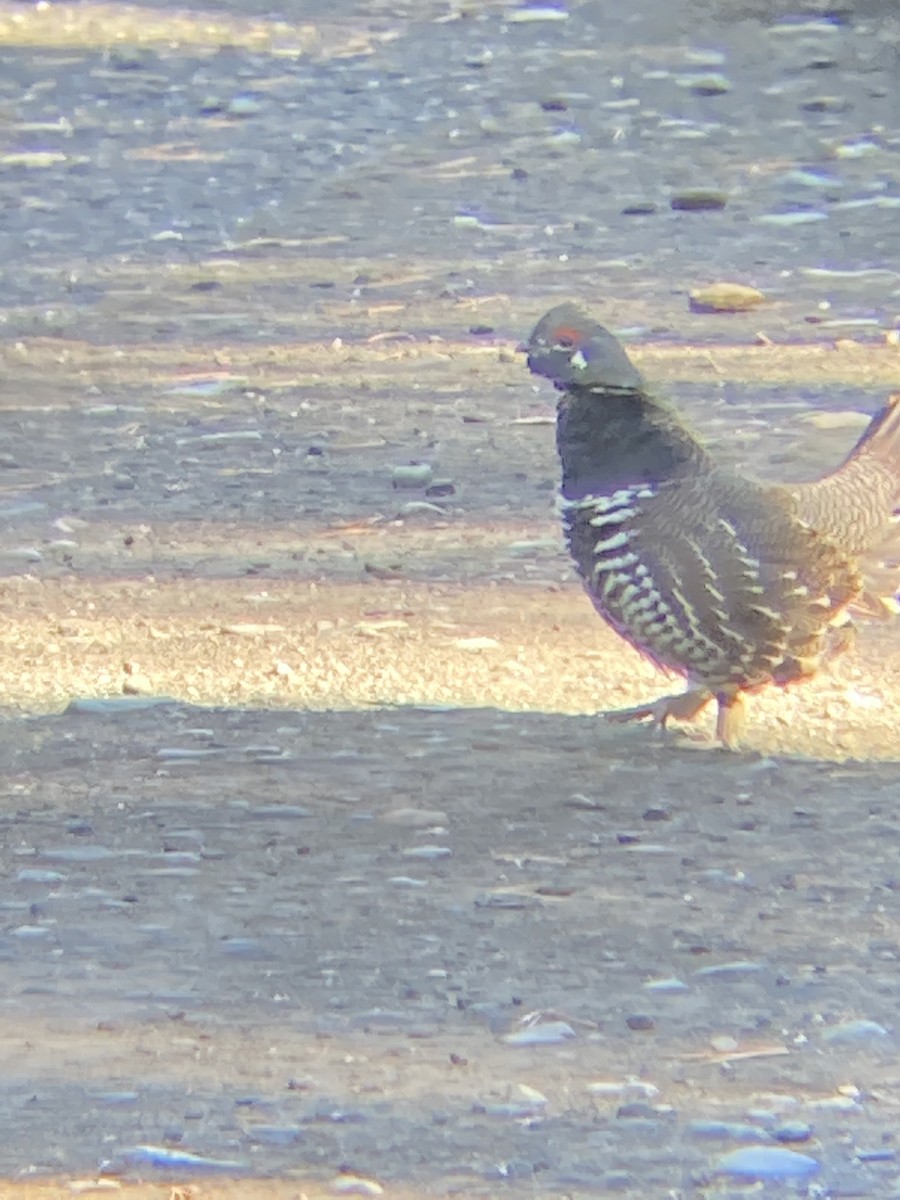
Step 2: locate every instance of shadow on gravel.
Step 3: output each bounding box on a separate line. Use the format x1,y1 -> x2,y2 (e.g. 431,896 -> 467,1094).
1,702 -> 899,1186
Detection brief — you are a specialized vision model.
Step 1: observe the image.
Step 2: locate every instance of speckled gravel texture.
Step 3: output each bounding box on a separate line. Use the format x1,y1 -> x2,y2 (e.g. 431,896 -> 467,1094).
0,0 -> 899,1195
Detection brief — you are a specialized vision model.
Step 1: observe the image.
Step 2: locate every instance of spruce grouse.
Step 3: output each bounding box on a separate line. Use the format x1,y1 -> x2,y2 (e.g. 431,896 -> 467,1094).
525,302 -> 900,748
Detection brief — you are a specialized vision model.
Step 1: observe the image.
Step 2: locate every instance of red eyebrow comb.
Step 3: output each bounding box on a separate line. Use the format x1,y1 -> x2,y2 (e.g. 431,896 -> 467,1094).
553,324 -> 583,343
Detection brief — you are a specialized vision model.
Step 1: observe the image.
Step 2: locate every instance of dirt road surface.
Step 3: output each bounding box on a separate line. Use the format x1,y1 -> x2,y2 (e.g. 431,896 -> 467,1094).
0,0 -> 899,1195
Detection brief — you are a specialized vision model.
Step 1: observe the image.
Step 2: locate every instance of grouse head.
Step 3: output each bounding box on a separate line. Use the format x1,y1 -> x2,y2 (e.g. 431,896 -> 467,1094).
524,302 -> 644,393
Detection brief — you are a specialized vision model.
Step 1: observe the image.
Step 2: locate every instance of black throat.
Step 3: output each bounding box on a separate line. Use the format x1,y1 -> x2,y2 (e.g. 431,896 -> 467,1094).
556,384 -> 708,500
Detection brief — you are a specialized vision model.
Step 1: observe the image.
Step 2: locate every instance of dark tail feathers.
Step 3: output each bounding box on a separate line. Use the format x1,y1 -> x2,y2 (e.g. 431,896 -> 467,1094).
845,393 -> 900,619
844,392 -> 900,472
793,393 -> 900,620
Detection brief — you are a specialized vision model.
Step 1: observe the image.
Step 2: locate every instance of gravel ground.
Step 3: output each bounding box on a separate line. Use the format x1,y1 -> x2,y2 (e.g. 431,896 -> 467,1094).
0,0 -> 899,1195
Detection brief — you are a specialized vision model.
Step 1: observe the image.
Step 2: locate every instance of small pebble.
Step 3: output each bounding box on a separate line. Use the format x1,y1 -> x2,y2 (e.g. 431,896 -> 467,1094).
109,1146 -> 245,1172
504,1020 -> 575,1046
392,463 -> 433,489
833,139 -> 880,159
676,72 -> 732,95
806,1094 -> 860,1111
688,1120 -> 771,1142
381,808 -> 448,828
801,95 -> 848,112
782,168 -> 841,189
773,1121 -> 813,1143
167,378 -> 247,397
642,805 -> 671,822
506,539 -> 558,555
716,1146 -> 819,1180
587,1081 -> 627,1097
617,1101 -> 667,1119
756,210 -> 828,226
670,189 -> 728,212
588,1079 -> 658,1099
401,845 -> 452,860
643,977 -> 688,993
395,501 -> 446,518
693,960 -> 762,979
17,869 -> 67,883
1,546 -> 42,563
247,1125 -> 303,1145
683,48 -> 726,66
822,1018 -> 889,1044
108,48 -> 149,69
708,1036 -> 738,1054
546,129 -> 581,146
474,1100 -> 544,1117
565,793 -> 604,810
797,410 -> 868,431
689,282 -> 766,313
330,1175 -> 383,1196
426,480 -> 455,497
0,151 -> 67,168
816,317 -> 881,329
227,95 -> 263,117
768,18 -> 840,35
855,1147 -> 896,1162
453,637 -> 500,651
626,1014 -> 655,1031
507,5 -> 569,21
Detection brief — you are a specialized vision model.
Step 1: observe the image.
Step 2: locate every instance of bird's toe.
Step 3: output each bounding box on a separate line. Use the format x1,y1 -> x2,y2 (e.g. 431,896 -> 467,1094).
605,688 -> 714,732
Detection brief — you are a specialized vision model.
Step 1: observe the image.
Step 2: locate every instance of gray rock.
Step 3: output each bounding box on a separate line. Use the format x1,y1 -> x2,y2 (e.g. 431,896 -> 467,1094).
670,189 -> 728,211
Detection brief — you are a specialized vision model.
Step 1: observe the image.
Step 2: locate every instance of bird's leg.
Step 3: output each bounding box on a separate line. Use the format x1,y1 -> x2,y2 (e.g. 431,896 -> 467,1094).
822,617 -> 856,663
714,690 -> 746,751
605,687 -> 714,734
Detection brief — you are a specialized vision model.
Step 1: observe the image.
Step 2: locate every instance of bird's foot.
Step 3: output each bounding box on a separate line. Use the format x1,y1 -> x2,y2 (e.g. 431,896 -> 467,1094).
605,688 -> 714,734
606,687 -> 746,750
